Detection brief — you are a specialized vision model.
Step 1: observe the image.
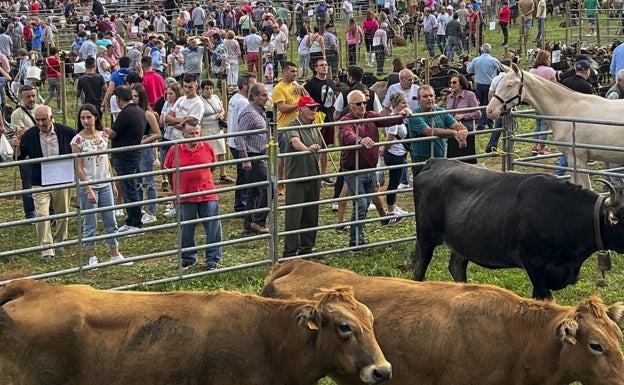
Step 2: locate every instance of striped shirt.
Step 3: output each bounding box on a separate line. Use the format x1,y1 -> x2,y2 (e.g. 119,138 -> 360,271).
235,102 -> 267,154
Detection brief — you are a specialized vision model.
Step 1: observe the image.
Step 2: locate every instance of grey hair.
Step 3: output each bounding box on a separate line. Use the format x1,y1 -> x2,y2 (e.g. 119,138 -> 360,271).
618,69 -> 624,82
398,68 -> 414,80
347,89 -> 365,104
481,43 -> 492,53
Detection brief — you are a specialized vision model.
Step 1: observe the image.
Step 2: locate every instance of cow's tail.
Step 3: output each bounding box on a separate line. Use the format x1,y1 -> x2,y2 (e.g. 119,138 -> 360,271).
0,280 -> 30,307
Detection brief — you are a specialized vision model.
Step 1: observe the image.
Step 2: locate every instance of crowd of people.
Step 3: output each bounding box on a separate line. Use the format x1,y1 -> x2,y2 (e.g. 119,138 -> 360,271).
3,0 -> 623,270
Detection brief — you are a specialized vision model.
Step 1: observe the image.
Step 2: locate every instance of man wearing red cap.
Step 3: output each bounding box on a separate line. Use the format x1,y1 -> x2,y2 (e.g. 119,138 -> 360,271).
282,96 -> 325,257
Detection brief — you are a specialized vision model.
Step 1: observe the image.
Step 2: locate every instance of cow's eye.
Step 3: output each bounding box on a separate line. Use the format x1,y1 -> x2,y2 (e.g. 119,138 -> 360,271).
336,322 -> 352,338
589,343 -> 604,353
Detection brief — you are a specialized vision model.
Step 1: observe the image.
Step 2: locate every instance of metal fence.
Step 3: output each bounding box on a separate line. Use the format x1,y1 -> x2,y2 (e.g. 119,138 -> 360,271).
1,106 -> 621,289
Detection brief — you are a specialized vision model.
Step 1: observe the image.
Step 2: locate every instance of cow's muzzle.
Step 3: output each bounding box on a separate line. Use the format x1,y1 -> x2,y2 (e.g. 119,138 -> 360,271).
360,362 -> 392,384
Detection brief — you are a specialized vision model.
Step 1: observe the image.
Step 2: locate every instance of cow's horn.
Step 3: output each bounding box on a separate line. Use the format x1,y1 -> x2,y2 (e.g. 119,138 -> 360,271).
597,178 -> 617,206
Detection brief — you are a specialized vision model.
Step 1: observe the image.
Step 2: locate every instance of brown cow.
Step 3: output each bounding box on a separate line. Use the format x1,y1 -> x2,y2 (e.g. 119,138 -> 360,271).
262,259 -> 624,385
0,279 -> 392,385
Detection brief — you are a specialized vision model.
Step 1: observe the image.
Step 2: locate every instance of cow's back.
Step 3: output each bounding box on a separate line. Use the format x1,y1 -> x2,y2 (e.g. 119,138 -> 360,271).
263,260 -> 624,385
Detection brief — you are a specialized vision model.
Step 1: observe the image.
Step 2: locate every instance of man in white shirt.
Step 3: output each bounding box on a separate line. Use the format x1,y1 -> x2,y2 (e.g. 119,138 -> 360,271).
165,73 -> 204,130
227,73 -> 257,213
270,24 -> 287,80
382,69 -> 420,114
152,11 -> 169,34
534,0 -> 547,42
342,0 -> 353,21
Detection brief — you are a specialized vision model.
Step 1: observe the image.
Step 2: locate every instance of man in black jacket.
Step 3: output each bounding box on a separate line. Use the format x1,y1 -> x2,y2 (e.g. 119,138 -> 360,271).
17,105 -> 74,261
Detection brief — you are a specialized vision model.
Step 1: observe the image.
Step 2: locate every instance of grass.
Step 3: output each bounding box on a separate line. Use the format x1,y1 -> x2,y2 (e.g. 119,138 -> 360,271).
2,11 -> 623,384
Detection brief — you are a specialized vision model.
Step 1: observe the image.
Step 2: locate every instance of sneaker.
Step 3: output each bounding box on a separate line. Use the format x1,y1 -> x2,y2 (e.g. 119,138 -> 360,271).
180,259 -> 198,270
88,256 -> 99,269
331,203 -> 339,212
381,213 -> 406,226
335,222 -> 350,232
163,207 -> 177,218
390,207 -> 411,216
321,177 -> 335,186
115,209 -> 124,217
368,203 -> 375,211
111,253 -> 134,266
141,213 -> 157,225
161,181 -> 169,192
206,262 -> 218,271
397,183 -> 411,190
118,224 -> 140,233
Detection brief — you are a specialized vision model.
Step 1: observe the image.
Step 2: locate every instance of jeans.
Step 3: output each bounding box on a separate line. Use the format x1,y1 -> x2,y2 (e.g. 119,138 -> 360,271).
500,21 -> 509,45
19,163 -> 35,218
348,44 -> 357,66
78,184 -> 118,250
139,148 -> 157,214
425,32 -> 436,58
555,155 -> 568,177
485,117 -> 503,152
113,157 -> 142,228
180,200 -> 222,265
476,83 -> 492,129
445,36 -> 463,62
436,34 -> 447,54
229,146 -> 247,213
533,119 -> 549,141
344,170 -> 376,246
44,77 -> 62,110
383,151 -> 407,207
535,18 -> 544,40
273,53 -> 285,80
243,158 -> 268,228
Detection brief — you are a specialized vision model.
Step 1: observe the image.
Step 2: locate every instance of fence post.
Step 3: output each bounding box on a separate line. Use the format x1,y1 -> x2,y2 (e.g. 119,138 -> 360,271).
268,107 -> 279,263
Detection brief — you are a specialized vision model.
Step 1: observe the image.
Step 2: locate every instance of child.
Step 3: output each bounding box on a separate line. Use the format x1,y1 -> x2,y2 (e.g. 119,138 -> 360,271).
264,53 -> 274,84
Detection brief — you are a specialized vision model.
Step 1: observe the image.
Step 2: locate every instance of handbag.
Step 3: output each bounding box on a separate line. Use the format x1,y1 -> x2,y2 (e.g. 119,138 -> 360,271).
26,65 -> 42,81
73,61 -> 86,74
0,134 -> 14,160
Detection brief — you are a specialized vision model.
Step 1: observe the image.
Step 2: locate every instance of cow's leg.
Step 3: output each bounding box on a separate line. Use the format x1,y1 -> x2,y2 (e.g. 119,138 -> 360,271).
524,264 -> 553,300
448,251 -> 469,282
412,238 -> 436,281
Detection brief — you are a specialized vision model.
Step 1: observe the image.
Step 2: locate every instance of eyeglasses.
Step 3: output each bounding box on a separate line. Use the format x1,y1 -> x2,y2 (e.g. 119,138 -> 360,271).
400,78 -> 414,82
449,80 -> 458,84
350,101 -> 366,107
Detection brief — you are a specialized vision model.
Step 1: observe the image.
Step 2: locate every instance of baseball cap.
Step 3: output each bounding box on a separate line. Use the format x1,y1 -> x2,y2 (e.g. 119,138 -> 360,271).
297,96 -> 320,109
325,23 -> 334,29
575,59 -> 591,70
206,29 -> 219,37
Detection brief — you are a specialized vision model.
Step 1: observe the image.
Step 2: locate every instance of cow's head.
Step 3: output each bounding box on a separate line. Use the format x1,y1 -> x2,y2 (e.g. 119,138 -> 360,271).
556,297 -> 624,385
597,179 -> 624,252
486,64 -> 522,120
295,286 -> 392,384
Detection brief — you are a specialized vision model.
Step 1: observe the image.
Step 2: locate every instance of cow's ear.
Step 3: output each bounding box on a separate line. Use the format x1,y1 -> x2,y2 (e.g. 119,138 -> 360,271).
607,302 -> 624,324
556,318 -> 579,345
295,305 -> 322,331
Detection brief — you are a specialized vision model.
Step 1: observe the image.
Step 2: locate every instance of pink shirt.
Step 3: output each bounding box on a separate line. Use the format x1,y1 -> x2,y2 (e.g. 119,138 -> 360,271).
530,65 -> 557,81
346,25 -> 362,45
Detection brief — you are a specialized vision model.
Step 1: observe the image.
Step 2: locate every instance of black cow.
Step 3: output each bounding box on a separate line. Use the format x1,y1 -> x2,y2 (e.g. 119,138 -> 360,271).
413,158 -> 624,299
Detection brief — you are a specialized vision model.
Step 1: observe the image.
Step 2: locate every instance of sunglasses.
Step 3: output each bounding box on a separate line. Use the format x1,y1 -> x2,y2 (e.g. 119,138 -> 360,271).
450,80 -> 458,84
351,101 -> 366,107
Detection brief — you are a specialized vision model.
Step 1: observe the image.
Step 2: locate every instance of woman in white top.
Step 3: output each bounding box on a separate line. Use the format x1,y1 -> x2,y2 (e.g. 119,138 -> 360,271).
308,25 -> 325,70
297,25 -> 310,80
71,103 -> 132,267
96,46 -> 112,82
224,30 -> 241,86
380,91 -> 410,216
200,79 -> 233,183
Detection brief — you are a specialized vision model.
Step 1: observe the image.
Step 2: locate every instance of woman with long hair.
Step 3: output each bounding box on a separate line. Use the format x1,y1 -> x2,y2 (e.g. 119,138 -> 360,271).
362,11 -> 379,67
200,79 -> 233,183
529,49 -> 556,155
345,17 -> 363,67
445,73 -> 480,163
71,103 -> 132,267
297,25 -> 310,79
131,84 -> 162,224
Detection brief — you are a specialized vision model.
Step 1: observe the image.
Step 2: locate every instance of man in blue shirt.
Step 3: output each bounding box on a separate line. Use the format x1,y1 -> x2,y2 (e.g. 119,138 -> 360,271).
466,43 -> 500,130
315,1 -> 329,29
